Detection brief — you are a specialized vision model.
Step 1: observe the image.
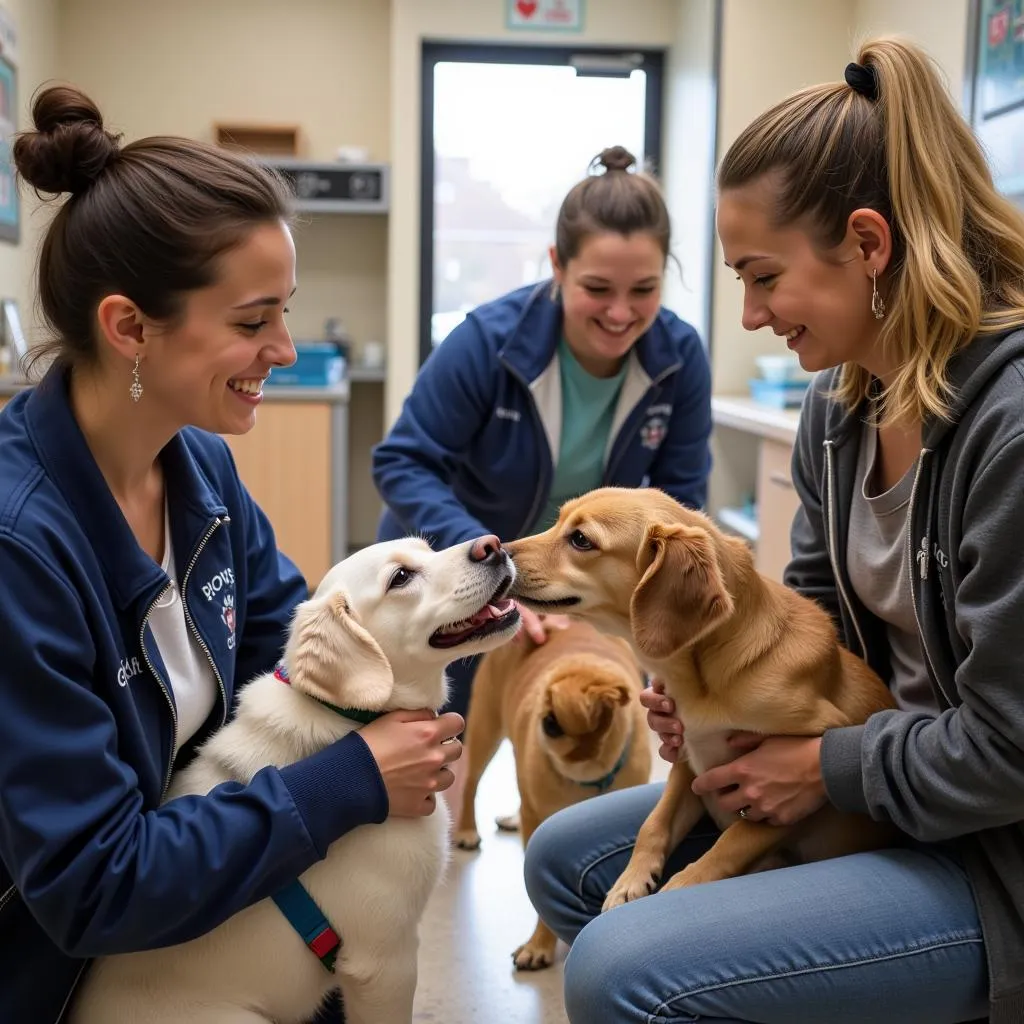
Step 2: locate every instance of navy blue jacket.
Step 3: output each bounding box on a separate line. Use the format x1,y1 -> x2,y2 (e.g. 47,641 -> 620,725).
374,282 -> 712,547
0,371 -> 387,1023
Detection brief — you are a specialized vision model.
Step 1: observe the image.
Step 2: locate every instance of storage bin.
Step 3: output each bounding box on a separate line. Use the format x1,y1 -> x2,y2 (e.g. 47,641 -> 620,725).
265,342 -> 346,387
748,377 -> 809,409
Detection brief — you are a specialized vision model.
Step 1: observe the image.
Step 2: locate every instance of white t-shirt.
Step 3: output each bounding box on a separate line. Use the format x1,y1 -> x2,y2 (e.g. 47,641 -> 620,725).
149,502 -> 218,754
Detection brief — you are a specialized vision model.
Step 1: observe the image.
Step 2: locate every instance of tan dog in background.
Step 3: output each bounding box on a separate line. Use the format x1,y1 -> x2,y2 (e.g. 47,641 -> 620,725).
454,619 -> 650,969
507,487 -> 896,910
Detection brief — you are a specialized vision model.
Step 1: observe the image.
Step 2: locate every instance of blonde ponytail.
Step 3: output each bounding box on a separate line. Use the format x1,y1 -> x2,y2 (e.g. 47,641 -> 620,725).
718,36 -> 1024,425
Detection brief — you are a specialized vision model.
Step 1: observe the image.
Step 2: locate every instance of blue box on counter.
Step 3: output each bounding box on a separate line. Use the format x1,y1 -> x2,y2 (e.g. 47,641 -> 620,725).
264,342 -> 346,387
748,377 -> 809,410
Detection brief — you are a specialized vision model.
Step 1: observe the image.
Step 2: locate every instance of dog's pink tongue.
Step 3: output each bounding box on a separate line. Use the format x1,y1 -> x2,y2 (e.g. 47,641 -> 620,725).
466,603 -> 505,625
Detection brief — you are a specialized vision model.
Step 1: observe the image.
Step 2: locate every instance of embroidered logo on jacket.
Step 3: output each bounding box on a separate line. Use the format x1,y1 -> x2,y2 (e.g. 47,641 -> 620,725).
117,656 -> 142,687
201,568 -> 235,601
221,593 -> 237,650
640,416 -> 668,451
495,407 -> 521,422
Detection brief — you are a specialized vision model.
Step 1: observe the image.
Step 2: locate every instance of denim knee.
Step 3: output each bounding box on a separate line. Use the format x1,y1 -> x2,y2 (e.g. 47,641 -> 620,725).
564,909 -> 679,1024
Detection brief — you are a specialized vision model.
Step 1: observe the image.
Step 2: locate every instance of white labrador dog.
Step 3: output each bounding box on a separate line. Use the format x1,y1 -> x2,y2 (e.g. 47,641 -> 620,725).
70,535 -> 521,1024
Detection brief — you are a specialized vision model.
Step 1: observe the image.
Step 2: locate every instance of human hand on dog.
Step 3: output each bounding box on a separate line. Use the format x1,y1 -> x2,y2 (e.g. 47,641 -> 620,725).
514,604 -> 571,645
690,736 -> 827,826
640,679 -> 683,762
360,709 -> 465,817
642,682 -> 766,764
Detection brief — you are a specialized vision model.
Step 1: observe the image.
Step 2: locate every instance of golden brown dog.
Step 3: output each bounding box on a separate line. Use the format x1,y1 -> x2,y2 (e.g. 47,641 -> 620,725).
506,487 -> 897,910
454,619 -> 651,968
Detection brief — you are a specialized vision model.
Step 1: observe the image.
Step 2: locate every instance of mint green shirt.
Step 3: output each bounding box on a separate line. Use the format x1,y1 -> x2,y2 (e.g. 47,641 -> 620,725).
532,338 -> 628,532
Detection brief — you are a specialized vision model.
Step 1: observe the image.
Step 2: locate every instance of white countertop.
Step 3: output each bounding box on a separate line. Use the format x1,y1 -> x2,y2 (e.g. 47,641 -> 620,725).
711,394 -> 802,445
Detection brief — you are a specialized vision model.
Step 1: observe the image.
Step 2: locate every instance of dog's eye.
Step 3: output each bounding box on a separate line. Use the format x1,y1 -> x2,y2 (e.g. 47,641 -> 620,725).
568,530 -> 595,552
541,712 -> 564,738
387,566 -> 416,591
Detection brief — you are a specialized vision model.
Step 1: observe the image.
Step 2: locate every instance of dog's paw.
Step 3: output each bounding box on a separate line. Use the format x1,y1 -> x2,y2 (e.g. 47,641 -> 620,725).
659,862 -> 722,891
512,941 -> 555,971
601,868 -> 661,912
494,810 -> 521,832
453,829 -> 481,850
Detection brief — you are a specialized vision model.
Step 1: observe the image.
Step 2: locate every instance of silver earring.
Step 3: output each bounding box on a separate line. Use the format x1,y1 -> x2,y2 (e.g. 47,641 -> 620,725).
129,353 -> 143,403
871,269 -> 886,320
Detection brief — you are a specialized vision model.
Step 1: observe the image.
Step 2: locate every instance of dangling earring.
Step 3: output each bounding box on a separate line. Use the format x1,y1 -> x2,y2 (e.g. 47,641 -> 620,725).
871,268 -> 886,320
129,353 -> 143,403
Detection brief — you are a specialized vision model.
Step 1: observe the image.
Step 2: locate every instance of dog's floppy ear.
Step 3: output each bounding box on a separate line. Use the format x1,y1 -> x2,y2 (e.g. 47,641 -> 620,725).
629,522 -> 734,660
286,589 -> 394,710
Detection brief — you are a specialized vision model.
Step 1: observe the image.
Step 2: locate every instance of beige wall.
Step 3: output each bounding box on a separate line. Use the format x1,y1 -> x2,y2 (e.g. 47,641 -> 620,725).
855,0 -> 969,105
386,0 -> 679,423
659,0 -> 718,343
0,0 -> 60,349
709,0 -> 855,395
58,0 -> 390,163
58,0 -> 390,348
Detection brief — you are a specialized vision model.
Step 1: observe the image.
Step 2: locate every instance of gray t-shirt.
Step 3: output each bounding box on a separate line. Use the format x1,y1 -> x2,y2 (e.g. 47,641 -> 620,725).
847,422 -> 937,714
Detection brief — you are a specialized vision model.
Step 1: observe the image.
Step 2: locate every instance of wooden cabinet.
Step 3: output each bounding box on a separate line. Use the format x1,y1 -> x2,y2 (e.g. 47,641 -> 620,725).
222,401 -> 336,588
753,437 -> 802,583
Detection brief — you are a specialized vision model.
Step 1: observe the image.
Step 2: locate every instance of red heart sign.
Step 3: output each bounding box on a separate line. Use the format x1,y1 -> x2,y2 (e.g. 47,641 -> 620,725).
516,0 -> 538,18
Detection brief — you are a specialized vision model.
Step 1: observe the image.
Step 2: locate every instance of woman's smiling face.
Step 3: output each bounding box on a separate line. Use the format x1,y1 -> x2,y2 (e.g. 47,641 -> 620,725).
133,219 -> 298,436
552,230 -> 665,378
716,179 -> 881,374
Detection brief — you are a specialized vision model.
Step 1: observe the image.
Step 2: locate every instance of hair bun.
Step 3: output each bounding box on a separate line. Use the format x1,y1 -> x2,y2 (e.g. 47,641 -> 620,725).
13,85 -> 121,196
595,146 -> 637,174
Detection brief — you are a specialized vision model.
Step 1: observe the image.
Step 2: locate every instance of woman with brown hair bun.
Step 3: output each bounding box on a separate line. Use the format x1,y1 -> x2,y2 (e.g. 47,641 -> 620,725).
374,145 -> 712,733
0,85 -> 463,1024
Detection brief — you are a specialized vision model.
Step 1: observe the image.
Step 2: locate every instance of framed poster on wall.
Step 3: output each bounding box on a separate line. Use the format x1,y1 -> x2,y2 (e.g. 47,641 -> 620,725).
966,0 -> 1024,203
0,52 -> 17,244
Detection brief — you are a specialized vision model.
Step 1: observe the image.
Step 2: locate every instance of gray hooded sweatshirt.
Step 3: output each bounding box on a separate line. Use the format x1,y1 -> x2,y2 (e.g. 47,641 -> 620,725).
788,327 -> 1024,1024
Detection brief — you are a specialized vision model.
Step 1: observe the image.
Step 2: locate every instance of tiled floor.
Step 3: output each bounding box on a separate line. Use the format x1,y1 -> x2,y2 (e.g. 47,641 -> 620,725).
413,738 -> 668,1023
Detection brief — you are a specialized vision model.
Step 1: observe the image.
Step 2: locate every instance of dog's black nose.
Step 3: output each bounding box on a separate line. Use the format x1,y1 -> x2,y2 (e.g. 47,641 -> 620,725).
469,534 -> 503,565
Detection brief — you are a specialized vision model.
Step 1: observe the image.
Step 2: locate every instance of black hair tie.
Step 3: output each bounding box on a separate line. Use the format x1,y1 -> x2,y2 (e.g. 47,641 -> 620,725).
845,62 -> 879,102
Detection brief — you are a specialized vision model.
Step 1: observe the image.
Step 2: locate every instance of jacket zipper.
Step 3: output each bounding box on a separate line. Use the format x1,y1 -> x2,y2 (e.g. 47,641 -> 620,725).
0,883 -> 14,916
179,516 -> 229,726
139,583 -> 177,797
904,452 -> 952,708
139,515 -> 228,797
604,365 -> 681,484
823,440 -> 868,657
501,361 -> 553,536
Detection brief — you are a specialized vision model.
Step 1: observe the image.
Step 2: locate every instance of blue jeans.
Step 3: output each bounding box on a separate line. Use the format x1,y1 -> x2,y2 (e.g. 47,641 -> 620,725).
523,784 -> 989,1023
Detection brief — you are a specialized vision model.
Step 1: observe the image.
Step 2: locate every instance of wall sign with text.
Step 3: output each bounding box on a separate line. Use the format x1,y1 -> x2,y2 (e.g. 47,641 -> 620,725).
507,0 -> 584,33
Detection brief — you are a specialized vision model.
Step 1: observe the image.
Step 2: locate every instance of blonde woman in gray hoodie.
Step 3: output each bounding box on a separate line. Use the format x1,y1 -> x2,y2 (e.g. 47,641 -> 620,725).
526,37 -> 1024,1024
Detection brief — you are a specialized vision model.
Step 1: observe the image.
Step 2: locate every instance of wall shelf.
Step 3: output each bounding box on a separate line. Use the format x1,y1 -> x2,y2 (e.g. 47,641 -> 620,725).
263,159 -> 390,215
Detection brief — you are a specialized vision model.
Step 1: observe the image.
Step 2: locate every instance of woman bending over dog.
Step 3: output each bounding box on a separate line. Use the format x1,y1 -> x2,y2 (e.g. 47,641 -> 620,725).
525,37 -> 1024,1024
372,146 -> 713,729
0,86 -> 462,1024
